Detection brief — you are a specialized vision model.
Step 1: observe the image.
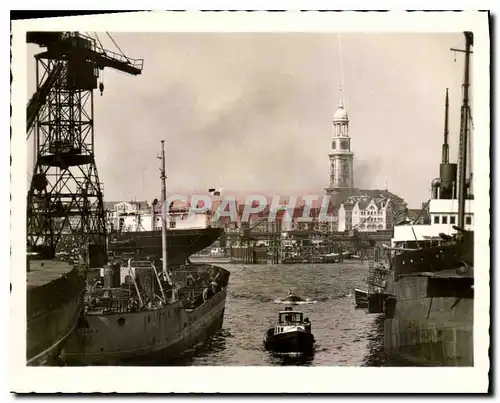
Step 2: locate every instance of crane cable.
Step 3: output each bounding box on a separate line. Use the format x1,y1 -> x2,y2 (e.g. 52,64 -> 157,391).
106,32 -> 131,63
90,32 -> 105,50
89,32 -> 107,94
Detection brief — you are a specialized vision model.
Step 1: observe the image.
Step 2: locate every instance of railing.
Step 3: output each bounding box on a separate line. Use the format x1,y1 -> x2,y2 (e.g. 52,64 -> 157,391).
86,288 -> 213,315
85,298 -> 141,315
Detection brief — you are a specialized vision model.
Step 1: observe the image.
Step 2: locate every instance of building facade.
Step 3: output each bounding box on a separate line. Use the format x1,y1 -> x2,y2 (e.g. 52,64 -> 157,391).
337,194 -> 396,232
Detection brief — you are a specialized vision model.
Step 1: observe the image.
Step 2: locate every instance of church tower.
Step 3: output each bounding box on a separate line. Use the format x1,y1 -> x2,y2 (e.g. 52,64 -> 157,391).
328,92 -> 354,190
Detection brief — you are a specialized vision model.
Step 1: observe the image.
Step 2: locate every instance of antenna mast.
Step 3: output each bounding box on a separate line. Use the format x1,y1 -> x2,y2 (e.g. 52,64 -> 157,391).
338,34 -> 345,106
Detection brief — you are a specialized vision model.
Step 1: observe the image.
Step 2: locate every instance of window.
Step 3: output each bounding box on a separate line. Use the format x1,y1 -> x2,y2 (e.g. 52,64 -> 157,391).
169,221 -> 176,229
465,216 -> 472,225
434,216 -> 439,224
442,216 -> 448,224
450,216 -> 456,224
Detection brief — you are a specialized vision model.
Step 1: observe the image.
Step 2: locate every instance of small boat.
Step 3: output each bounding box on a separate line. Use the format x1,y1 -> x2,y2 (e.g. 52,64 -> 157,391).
342,251 -> 353,259
281,290 -> 306,304
323,252 -> 339,263
264,307 -> 315,353
354,288 -> 368,308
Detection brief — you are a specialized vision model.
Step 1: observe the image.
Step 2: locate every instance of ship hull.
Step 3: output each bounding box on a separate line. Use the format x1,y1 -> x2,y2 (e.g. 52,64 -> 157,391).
384,275 -> 473,366
264,330 -> 315,353
27,260 -> 85,366
108,227 -> 223,265
62,287 -> 228,365
384,230 -> 474,366
27,295 -> 83,366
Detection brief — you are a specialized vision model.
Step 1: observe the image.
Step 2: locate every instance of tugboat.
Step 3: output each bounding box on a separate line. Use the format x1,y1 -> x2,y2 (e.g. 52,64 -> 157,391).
264,306 -> 315,353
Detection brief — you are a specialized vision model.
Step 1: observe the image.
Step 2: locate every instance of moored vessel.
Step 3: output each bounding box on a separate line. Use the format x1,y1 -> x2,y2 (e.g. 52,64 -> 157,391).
62,140 -> 231,365
107,226 -> 223,267
27,257 -> 86,366
63,259 -> 230,365
383,32 -> 474,366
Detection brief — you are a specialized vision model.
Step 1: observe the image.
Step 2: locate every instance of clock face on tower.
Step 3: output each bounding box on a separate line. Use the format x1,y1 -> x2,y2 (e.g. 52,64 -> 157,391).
341,140 -> 350,150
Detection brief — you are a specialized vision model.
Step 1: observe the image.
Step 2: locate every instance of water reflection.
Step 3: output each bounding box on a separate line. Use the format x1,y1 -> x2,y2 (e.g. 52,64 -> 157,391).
266,349 -> 316,366
361,314 -> 386,366
151,329 -> 230,366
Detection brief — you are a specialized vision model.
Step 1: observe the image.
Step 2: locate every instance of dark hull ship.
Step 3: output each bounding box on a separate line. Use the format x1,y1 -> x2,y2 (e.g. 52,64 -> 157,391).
383,32 -> 474,366
384,230 -> 473,366
108,227 -> 223,266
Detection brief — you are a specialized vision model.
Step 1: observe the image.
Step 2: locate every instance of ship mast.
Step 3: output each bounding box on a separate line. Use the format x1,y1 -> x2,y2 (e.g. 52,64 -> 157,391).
442,88 -> 450,164
160,141 -> 168,275
453,31 -> 473,228
159,140 -> 176,294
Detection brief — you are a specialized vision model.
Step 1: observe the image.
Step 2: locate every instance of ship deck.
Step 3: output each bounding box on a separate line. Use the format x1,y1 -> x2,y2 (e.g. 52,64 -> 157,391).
27,260 -> 76,290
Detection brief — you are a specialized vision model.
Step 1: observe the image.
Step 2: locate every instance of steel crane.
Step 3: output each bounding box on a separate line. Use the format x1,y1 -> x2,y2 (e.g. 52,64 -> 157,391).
27,31 -> 143,267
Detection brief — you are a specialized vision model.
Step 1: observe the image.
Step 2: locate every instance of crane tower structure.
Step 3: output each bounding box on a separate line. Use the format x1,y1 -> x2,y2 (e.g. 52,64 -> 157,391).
26,32 -> 143,267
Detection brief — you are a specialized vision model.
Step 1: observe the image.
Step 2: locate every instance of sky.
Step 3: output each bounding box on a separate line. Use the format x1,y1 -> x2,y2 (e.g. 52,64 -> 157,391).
26,32 -> 469,208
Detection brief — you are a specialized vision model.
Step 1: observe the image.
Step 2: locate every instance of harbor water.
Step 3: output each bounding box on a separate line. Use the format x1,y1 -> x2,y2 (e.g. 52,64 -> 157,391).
154,261 -> 388,366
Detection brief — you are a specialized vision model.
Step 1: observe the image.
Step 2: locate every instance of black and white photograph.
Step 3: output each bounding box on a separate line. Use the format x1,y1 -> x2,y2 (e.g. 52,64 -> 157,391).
9,10 -> 490,394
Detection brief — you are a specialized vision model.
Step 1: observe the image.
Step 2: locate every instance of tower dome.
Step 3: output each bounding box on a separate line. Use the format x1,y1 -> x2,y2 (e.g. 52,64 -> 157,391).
333,103 -> 348,122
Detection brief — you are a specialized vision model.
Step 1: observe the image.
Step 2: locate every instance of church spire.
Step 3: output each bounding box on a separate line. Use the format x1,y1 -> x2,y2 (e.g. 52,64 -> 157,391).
338,34 -> 345,109
327,34 -> 354,194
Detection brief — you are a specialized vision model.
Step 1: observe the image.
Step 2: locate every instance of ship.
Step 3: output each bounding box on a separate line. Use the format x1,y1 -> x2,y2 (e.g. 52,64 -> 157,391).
62,259 -> 230,365
264,306 -> 315,353
104,183 -> 223,267
62,141 -> 231,365
107,224 -> 223,267
53,204 -> 224,268
383,32 -> 474,366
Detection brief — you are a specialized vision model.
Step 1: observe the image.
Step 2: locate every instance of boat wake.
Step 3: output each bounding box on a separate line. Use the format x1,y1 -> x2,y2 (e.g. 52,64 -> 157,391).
273,298 -> 317,305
